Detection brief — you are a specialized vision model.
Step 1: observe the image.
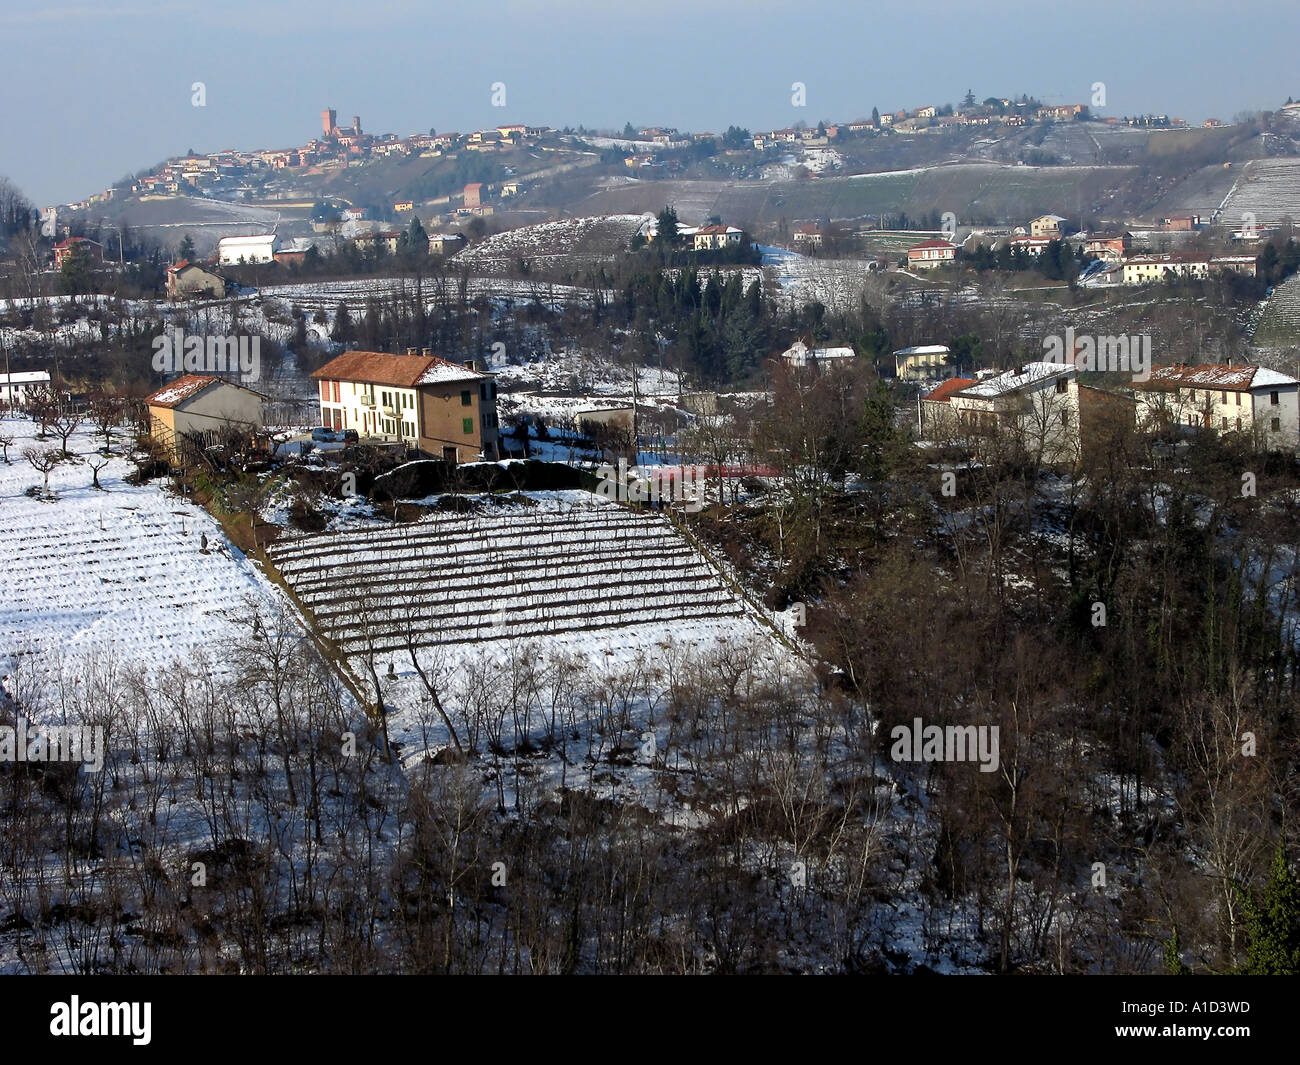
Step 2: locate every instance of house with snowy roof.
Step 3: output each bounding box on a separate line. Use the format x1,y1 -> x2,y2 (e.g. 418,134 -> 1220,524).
1132,363 -> 1299,450
144,374 -> 265,462
0,370 -> 52,408
782,338 -> 856,368
943,361 -> 1081,463
894,344 -> 954,381
312,348 -> 500,461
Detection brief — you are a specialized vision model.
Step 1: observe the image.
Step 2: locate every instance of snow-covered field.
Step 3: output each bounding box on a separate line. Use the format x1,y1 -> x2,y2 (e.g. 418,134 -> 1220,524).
0,416 -> 286,684
1219,157 -> 1300,225
267,492 -> 798,760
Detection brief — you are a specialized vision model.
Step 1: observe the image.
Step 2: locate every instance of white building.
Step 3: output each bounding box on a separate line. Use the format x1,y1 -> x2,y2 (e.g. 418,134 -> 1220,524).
782,339 -> 856,368
0,370 -> 52,407
1134,363 -> 1299,451
946,362 -> 1081,463
217,234 -> 278,265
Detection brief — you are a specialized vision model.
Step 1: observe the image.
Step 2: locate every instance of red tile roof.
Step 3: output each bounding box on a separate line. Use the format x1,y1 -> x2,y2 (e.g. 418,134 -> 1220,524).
922,378 -> 975,403
312,350 -> 485,388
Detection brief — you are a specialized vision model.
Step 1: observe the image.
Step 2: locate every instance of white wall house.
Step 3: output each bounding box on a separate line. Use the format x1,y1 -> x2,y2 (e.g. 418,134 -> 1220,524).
1134,364 -> 1299,451
217,234 -> 278,265
782,339 -> 856,368
946,362 -> 1081,463
1,370 -> 52,406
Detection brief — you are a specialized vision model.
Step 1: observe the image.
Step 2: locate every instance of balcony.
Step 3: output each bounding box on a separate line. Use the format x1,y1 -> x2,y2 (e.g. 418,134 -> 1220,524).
358,393 -> 376,407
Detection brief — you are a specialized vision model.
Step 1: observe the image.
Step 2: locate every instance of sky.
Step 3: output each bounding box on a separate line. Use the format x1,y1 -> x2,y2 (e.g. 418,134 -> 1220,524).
3,0 -> 1299,206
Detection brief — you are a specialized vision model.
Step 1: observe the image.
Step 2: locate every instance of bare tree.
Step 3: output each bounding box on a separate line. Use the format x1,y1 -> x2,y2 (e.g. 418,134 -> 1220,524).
22,444 -> 59,490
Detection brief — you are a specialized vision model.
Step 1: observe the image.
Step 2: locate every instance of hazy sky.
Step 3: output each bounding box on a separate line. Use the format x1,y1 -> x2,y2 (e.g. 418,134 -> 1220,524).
3,0 -> 1299,205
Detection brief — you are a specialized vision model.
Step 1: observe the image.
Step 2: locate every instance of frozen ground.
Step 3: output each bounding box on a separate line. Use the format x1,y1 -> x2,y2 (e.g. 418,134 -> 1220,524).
0,416 -> 286,688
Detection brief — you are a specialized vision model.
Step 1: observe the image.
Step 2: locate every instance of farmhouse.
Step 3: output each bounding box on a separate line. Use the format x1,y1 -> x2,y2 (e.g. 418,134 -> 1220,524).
781,339 -> 856,368
1133,363 -> 1299,450
427,233 -> 467,257
906,238 -> 956,269
793,224 -> 824,247
1083,232 -> 1131,261
312,349 -> 501,462
144,374 -> 265,462
693,224 -> 744,250
0,370 -> 52,407
217,234 -> 277,265
1121,253 -> 1210,285
894,345 -> 954,381
53,237 -> 103,269
945,362 -> 1081,462
165,261 -> 225,300
1029,214 -> 1067,238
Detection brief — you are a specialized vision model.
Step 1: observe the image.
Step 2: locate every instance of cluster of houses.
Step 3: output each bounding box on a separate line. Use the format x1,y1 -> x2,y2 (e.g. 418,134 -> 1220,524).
98,112 -> 554,208
143,347 -> 502,464
898,211 -> 1262,284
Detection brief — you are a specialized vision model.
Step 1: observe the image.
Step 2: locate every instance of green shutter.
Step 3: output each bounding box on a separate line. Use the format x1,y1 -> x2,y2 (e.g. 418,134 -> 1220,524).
462,417 -> 473,435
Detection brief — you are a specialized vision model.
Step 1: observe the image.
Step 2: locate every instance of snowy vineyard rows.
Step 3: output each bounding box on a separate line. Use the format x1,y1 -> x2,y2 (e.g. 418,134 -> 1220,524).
269,504 -> 747,654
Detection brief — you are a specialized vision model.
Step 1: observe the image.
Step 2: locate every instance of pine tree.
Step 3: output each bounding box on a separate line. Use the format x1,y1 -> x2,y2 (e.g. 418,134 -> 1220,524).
1238,842 -> 1300,975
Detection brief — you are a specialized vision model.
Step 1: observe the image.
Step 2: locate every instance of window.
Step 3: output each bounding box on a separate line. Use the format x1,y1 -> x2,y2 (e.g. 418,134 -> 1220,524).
319,380 -> 329,401
1220,390 -> 1227,404
480,383 -> 488,401
462,417 -> 474,435
1272,418 -> 1281,432
1055,379 -> 1067,394
1271,391 -> 1280,405
461,390 -> 472,406
1235,417 -> 1241,430
1221,417 -> 1228,429
1059,411 -> 1069,426
332,381 -> 340,403
1234,392 -> 1241,406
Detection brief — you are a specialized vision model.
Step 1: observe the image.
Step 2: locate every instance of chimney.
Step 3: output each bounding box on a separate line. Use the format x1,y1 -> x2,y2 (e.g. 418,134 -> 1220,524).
421,347 -> 431,357
405,347 -> 417,356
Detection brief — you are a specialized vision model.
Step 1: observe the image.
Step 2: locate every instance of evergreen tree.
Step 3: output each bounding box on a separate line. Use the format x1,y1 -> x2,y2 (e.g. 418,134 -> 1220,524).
330,300 -> 354,343
1238,843 -> 1300,975
177,233 -> 196,262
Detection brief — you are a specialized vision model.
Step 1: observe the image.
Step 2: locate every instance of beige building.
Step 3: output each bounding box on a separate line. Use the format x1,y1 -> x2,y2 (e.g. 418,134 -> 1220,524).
145,374 -> 265,461
165,261 -> 225,300
312,349 -> 500,461
894,345 -> 953,380
1029,214 -> 1067,238
1122,253 -> 1210,285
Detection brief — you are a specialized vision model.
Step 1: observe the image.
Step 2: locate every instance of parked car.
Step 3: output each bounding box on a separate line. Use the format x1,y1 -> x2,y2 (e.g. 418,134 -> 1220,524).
311,426 -> 343,443
342,429 -> 359,444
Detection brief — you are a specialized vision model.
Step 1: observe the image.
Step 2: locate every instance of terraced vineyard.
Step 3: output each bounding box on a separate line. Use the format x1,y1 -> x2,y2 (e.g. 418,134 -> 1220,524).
1220,158 -> 1300,226
268,499 -> 751,656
